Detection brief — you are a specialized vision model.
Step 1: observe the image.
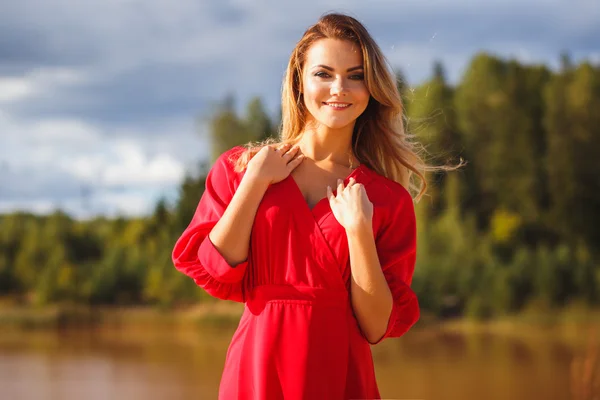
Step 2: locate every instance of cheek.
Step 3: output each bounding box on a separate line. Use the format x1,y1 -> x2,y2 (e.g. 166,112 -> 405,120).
353,87 -> 370,112
304,80 -> 327,102
353,85 -> 370,102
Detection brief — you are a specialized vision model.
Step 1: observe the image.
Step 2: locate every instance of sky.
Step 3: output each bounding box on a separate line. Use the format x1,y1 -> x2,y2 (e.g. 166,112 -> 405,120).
0,0 -> 598,219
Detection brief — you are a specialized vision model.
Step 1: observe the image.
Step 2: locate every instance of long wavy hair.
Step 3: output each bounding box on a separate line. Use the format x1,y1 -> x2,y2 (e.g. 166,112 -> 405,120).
233,12 -> 460,201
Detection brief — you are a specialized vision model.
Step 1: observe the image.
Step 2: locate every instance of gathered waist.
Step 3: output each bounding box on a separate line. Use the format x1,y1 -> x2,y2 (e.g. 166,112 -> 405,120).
246,285 -> 348,308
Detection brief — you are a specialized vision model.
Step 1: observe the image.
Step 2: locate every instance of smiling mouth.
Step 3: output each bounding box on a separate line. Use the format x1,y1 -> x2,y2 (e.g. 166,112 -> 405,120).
323,102 -> 351,109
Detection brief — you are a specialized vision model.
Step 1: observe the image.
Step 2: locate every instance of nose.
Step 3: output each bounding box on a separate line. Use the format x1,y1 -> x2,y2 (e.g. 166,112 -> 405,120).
330,77 -> 347,96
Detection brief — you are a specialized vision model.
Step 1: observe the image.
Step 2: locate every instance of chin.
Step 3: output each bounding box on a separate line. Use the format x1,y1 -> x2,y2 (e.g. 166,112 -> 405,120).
317,117 -> 356,130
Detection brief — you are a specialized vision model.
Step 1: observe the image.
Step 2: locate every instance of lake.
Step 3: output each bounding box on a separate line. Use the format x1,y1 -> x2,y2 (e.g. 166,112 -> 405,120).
0,321 -> 597,399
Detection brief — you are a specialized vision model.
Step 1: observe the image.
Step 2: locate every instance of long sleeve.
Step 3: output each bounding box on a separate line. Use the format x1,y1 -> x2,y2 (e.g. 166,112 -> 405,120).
371,185 -> 420,343
172,147 -> 248,302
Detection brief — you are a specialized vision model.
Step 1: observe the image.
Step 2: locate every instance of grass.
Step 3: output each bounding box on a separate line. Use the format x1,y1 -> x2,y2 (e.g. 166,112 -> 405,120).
0,302 -> 245,330
1,300 -> 599,334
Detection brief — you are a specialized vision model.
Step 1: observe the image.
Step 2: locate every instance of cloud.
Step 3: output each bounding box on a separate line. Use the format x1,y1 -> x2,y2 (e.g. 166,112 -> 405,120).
69,140 -> 184,187
0,111 -> 205,217
0,77 -> 35,102
0,190 -> 167,219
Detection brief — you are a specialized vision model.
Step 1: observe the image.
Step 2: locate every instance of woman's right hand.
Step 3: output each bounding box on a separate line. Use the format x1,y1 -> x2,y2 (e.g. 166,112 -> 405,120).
246,143 -> 304,185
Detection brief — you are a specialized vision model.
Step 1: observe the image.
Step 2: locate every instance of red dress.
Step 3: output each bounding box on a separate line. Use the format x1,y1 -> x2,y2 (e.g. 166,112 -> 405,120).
172,146 -> 419,399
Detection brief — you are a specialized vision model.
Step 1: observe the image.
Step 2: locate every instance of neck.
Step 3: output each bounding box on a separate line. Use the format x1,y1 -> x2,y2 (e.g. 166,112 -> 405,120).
298,120 -> 358,168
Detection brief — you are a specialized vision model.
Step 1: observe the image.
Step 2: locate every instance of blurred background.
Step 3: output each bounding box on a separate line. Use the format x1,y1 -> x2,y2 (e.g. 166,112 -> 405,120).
1,1 -> 599,399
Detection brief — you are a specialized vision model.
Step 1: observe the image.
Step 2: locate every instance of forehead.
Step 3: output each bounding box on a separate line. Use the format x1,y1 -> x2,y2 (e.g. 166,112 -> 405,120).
304,38 -> 363,68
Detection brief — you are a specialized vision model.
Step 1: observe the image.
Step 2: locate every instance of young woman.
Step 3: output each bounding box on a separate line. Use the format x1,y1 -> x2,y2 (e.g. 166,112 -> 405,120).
173,12 -> 446,399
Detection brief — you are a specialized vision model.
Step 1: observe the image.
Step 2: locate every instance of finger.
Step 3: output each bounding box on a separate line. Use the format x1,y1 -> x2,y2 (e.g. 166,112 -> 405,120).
350,182 -> 363,194
277,143 -> 292,153
283,145 -> 300,158
327,185 -> 333,201
356,183 -> 368,197
347,177 -> 356,187
337,179 -> 344,195
287,153 -> 305,170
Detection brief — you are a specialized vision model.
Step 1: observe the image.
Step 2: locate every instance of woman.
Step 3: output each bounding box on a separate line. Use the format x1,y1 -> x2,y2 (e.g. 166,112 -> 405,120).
173,12 -> 448,399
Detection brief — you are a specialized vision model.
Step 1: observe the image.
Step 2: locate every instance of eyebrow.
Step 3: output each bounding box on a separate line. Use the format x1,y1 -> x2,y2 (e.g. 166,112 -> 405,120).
312,64 -> 364,72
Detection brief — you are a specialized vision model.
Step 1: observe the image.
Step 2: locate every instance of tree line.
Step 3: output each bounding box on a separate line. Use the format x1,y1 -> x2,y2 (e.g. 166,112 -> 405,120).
0,52 -> 598,319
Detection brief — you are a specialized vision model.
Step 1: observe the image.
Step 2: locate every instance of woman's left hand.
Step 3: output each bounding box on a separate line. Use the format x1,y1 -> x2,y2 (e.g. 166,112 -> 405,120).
327,177 -> 373,233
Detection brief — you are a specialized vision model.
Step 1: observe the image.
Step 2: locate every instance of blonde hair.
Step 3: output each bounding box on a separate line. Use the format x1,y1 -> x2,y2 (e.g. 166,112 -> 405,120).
234,12 -> 462,201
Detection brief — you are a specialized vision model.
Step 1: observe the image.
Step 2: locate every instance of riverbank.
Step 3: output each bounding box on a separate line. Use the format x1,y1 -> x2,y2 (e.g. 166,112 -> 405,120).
0,302 -> 245,330
1,301 -> 600,334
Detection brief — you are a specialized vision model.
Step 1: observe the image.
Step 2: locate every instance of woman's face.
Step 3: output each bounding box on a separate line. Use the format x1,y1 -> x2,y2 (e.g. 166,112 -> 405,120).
301,38 -> 370,131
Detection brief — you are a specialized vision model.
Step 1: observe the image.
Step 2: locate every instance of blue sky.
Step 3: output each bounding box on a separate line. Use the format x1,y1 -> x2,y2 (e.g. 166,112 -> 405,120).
0,0 -> 598,218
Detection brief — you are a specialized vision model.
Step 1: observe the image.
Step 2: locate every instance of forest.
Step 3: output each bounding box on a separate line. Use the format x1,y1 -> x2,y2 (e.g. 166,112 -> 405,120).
1,52 -> 599,320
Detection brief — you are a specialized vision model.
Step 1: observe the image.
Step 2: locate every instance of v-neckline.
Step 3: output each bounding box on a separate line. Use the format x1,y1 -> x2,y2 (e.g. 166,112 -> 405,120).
286,164 -> 366,215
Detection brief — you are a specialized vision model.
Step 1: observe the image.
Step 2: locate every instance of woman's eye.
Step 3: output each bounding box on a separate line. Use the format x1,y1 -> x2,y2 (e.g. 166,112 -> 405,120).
314,72 -> 364,80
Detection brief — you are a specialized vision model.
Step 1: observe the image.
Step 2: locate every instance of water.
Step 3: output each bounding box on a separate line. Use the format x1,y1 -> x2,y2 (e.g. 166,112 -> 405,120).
0,323 -> 595,399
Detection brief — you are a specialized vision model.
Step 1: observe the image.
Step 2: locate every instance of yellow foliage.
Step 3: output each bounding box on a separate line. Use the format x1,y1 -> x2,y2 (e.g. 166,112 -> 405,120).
57,265 -> 74,290
121,220 -> 146,247
490,209 -> 522,243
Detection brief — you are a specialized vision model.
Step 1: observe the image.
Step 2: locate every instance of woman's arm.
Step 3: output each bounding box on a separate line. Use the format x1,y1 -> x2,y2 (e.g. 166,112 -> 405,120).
204,143 -> 305,268
327,178 -> 394,342
173,144 -> 303,301
208,172 -> 270,266
347,222 -> 393,344
329,177 -> 418,344
209,144 -> 302,266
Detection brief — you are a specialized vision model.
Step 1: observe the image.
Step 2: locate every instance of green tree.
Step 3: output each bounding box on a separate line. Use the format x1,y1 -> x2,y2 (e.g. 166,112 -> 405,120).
408,61 -> 463,219
455,53 -> 549,229
209,96 -> 248,162
245,97 -> 276,142
544,63 -> 600,247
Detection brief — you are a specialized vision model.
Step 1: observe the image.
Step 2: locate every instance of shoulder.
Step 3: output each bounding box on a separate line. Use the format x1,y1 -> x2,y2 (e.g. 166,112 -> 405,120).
362,167 -> 416,238
207,146 -> 247,188
214,146 -> 246,169
362,167 -> 413,209
210,146 -> 247,176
